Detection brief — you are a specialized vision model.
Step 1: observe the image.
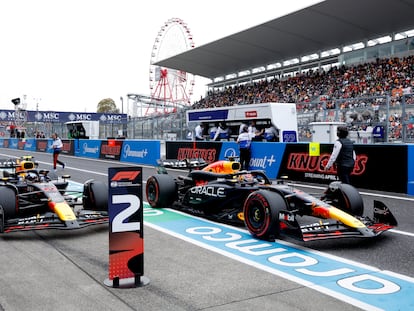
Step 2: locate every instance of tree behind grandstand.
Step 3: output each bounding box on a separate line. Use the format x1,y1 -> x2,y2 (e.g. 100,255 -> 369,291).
97,98 -> 119,113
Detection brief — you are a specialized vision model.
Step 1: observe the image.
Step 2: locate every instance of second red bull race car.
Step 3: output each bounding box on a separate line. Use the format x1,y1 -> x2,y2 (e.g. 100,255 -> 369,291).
0,156 -> 108,233
146,158 -> 397,241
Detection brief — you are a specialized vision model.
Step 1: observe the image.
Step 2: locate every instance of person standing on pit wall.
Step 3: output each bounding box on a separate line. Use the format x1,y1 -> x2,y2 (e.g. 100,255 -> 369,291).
239,122 -> 248,134
248,120 -> 263,137
324,126 -> 356,184
51,133 -> 65,171
213,122 -> 230,141
194,123 -> 205,141
264,125 -> 278,142
237,124 -> 252,170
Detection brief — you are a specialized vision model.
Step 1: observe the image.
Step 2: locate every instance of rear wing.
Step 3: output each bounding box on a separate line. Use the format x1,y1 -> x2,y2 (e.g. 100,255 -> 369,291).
156,158 -> 208,172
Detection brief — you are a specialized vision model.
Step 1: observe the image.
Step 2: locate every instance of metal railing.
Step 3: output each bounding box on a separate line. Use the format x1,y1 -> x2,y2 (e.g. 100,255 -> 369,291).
16,94 -> 414,143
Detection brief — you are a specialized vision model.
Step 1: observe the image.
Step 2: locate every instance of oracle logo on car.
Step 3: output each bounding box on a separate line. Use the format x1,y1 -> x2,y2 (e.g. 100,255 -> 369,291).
190,186 -> 226,197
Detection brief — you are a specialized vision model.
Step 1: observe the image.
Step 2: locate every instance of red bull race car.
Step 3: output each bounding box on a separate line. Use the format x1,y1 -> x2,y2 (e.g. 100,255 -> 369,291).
146,158 -> 397,241
0,156 -> 108,233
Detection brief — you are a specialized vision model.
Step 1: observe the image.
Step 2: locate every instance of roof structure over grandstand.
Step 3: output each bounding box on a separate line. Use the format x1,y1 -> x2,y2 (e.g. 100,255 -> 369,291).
155,0 -> 414,80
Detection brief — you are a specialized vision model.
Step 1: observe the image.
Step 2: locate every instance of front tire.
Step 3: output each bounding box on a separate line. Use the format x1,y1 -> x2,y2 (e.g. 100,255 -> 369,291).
323,182 -> 364,216
243,190 -> 286,240
83,180 -> 108,211
0,186 -> 18,228
146,174 -> 177,208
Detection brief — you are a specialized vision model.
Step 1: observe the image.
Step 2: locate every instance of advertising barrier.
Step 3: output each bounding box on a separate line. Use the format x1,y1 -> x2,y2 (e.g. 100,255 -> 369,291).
408,144 -> 414,195
119,140 -> 160,166
278,143 -> 408,193
165,141 -> 410,194
0,138 -> 412,195
74,139 -> 101,158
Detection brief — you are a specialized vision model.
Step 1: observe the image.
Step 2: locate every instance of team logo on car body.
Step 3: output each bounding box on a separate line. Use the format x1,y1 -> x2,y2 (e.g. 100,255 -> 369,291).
190,186 -> 226,197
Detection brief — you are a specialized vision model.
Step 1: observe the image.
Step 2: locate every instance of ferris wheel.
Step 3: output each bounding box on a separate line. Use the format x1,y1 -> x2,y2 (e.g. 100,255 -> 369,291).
148,18 -> 195,115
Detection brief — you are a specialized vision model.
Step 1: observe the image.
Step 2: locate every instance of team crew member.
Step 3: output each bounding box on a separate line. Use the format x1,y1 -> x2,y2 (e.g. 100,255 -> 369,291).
324,126 -> 356,184
237,125 -> 252,170
194,123 -> 205,140
51,133 -> 65,171
213,122 -> 230,141
239,122 -> 248,134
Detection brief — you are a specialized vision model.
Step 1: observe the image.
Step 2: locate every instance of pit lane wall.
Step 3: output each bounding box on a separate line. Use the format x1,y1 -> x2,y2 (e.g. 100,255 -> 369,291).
166,141 -> 412,195
0,138 -> 160,166
0,138 -> 413,195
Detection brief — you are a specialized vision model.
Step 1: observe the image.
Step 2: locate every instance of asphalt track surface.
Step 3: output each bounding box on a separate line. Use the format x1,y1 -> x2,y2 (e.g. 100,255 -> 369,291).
0,149 -> 413,311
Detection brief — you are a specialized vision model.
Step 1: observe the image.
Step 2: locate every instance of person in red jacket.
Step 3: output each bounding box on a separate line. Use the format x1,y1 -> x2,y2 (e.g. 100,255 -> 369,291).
51,133 -> 65,171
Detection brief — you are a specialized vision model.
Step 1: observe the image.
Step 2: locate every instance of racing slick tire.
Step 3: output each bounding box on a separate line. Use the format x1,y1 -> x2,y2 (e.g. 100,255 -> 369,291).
243,190 -> 287,241
83,180 -> 108,211
146,174 -> 177,208
0,186 -> 18,228
323,181 -> 364,216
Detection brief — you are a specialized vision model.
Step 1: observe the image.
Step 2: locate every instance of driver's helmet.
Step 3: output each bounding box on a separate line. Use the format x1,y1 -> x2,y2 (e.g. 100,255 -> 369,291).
239,173 -> 254,183
26,172 -> 38,182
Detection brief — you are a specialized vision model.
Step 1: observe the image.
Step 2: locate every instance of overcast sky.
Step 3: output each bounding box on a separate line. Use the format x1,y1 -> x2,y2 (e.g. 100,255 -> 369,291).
0,0 -> 322,113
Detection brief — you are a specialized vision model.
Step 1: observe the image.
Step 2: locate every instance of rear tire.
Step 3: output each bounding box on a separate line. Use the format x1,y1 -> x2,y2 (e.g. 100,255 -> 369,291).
243,190 -> 286,240
83,181 -> 108,211
323,182 -> 364,216
146,174 -> 177,208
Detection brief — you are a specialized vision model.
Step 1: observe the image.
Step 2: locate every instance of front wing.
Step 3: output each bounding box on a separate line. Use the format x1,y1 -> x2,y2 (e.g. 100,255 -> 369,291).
1,210 -> 108,233
278,200 -> 397,242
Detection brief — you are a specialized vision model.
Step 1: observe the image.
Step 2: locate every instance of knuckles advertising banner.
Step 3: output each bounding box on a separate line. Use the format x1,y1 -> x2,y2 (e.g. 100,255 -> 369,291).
108,167 -> 144,281
166,141 -> 408,193
278,143 -> 407,193
166,141 -> 221,163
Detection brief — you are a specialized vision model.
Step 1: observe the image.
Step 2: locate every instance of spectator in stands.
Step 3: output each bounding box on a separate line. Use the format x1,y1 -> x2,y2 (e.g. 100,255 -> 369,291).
190,54 -> 414,144
324,126 -> 356,184
194,123 -> 205,141
237,124 -> 251,170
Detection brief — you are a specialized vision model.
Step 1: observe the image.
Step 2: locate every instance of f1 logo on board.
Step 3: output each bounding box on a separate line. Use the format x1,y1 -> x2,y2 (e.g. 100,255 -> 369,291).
111,171 -> 141,181
110,170 -> 141,188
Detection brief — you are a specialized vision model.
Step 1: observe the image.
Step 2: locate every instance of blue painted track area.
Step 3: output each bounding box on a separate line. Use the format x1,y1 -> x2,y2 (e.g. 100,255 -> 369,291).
144,204 -> 414,311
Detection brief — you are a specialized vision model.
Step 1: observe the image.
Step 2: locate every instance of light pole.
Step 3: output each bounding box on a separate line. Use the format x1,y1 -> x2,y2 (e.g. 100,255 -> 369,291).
120,96 -> 126,137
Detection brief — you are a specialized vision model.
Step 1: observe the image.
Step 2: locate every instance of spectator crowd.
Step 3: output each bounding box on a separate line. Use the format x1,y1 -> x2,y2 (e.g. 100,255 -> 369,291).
191,55 -> 414,141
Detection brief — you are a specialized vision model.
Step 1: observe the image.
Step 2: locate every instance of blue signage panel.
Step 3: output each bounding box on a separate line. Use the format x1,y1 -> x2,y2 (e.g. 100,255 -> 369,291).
74,139 -> 101,158
282,130 -> 298,142
8,138 -> 19,149
249,142 -> 286,179
188,110 -> 229,122
219,141 -> 286,179
119,140 -> 160,166
23,138 -> 36,151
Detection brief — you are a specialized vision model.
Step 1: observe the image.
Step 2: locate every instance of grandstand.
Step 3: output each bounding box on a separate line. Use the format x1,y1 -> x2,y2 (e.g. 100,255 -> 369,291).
147,0 -> 414,143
